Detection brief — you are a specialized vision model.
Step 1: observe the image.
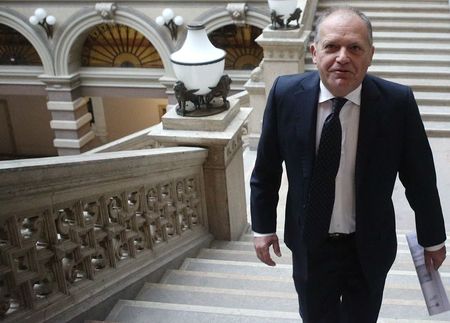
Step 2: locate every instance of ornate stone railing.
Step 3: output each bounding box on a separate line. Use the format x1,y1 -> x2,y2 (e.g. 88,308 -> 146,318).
0,147 -> 210,322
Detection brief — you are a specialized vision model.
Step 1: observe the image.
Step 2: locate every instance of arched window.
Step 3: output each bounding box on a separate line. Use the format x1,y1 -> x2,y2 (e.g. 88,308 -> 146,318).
209,25 -> 263,70
0,24 -> 42,65
81,24 -> 164,68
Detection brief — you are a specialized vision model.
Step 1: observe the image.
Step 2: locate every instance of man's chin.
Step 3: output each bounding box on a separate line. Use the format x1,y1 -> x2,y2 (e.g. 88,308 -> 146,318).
327,81 -> 355,97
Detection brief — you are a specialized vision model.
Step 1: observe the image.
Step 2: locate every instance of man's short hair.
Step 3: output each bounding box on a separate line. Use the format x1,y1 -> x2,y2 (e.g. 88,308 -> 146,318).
314,7 -> 373,46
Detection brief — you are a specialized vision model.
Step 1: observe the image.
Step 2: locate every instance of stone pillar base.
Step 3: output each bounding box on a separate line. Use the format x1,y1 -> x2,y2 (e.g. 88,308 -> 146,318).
148,99 -> 251,240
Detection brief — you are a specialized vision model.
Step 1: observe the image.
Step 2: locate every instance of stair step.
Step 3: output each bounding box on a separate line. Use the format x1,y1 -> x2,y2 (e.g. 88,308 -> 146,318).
374,54 -> 450,67
422,114 -> 450,122
217,236 -> 450,255
387,79 -> 450,92
367,12 -> 450,23
181,256 -> 450,285
197,248 -> 292,264
374,42 -> 450,55
196,246 -> 450,272
106,300 -> 299,323
414,92 -> 450,106
373,31 -> 450,42
111,284 -> 450,322
210,240 -> 290,252
134,281 -> 450,319
379,302 -> 450,321
136,283 -> 298,312
161,268 -> 450,299
180,257 -> 292,277
210,237 -> 450,254
160,269 -> 296,293
371,21 -> 450,33
318,2 -> 450,13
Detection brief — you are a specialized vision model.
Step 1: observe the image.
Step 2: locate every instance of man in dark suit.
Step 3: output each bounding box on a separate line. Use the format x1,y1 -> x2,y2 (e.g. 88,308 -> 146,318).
251,6 -> 446,322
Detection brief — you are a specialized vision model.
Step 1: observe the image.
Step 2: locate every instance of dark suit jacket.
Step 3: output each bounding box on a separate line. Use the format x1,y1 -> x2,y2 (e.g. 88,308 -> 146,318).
250,71 -> 446,284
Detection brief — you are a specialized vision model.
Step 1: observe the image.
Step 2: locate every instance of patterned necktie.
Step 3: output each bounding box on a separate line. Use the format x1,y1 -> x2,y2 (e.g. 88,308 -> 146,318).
303,97 -> 348,250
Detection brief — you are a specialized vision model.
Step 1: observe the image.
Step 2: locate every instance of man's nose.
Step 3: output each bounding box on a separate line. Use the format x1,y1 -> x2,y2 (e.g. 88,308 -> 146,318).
336,47 -> 350,63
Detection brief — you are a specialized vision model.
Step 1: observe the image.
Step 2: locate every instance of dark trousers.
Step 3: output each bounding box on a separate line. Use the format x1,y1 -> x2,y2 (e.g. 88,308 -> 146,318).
292,236 -> 386,323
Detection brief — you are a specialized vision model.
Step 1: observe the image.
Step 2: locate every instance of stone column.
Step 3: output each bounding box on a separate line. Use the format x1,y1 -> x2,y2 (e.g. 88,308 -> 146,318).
148,100 -> 251,241
41,74 -> 95,155
159,75 -> 178,107
256,25 -> 310,95
90,97 -> 108,144
245,25 -> 311,149
244,64 -> 267,150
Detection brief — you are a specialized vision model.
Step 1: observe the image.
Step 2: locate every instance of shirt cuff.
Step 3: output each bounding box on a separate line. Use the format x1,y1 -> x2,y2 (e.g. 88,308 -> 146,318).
424,242 -> 446,252
253,231 -> 276,237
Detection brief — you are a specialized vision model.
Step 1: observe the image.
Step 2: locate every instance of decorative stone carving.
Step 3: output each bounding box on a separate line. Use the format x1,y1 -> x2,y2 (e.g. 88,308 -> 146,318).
95,3 -> 117,23
226,3 -> 248,26
0,174 -> 204,318
250,61 -> 264,82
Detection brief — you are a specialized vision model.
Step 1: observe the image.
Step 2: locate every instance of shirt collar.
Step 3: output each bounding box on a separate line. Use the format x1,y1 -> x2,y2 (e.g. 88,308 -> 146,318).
318,81 -> 362,106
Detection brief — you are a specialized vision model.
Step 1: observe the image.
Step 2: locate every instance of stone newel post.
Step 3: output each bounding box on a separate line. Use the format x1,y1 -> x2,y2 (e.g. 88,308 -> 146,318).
245,24 -> 311,150
148,100 -> 251,240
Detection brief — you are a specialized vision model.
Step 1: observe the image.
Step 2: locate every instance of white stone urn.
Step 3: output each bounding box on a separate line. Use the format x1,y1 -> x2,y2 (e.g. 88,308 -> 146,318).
268,0 -> 298,19
170,24 -> 226,95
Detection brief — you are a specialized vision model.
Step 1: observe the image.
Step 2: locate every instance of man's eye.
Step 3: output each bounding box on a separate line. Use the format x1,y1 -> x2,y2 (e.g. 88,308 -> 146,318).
350,45 -> 362,52
324,44 -> 337,50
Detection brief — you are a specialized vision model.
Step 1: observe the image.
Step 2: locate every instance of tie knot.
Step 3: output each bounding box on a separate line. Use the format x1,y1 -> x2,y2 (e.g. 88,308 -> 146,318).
331,97 -> 347,114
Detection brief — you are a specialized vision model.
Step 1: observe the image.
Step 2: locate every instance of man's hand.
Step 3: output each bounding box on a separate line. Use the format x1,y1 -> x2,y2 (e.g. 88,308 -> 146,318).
253,234 -> 282,266
424,245 -> 446,272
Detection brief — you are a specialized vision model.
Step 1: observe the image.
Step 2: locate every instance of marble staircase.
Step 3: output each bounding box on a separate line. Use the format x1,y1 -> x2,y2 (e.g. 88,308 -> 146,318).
306,0 -> 450,137
102,230 -> 450,322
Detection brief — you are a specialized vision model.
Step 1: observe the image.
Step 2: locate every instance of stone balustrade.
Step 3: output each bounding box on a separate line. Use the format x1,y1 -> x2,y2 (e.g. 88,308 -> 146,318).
0,147 -> 210,322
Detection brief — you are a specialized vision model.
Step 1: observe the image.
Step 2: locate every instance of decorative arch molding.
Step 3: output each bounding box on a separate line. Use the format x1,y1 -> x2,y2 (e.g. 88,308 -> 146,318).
193,6 -> 269,71
54,6 -> 173,76
195,6 -> 270,32
0,8 -> 54,75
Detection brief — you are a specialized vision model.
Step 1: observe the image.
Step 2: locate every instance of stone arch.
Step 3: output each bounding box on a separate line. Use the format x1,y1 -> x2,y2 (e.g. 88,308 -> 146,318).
193,6 -> 269,71
0,8 -> 55,75
195,6 -> 270,32
54,7 -> 173,76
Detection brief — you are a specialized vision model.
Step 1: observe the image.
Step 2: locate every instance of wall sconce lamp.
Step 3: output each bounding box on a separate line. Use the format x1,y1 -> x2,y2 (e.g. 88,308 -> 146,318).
29,8 -> 56,38
156,8 -> 183,40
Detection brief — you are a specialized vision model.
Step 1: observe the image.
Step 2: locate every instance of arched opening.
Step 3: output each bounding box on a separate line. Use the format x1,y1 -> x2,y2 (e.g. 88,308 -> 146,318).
81,23 -> 164,68
209,24 -> 263,70
0,24 -> 42,65
0,24 -> 54,160
79,23 -> 167,146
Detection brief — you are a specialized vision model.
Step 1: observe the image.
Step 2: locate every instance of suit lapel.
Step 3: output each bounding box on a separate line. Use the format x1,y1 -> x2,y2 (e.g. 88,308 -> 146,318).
355,75 -> 381,193
294,72 -> 320,179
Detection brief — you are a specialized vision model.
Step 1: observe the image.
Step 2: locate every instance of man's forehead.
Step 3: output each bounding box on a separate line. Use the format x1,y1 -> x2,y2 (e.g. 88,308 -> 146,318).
319,14 -> 370,43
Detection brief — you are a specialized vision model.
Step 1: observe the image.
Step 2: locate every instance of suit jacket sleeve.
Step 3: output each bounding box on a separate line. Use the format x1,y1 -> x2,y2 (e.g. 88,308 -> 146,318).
250,77 -> 283,234
399,88 -> 446,248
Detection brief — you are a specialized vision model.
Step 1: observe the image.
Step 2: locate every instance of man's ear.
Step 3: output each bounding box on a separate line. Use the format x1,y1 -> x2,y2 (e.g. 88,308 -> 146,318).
369,45 -> 375,66
310,43 -> 317,64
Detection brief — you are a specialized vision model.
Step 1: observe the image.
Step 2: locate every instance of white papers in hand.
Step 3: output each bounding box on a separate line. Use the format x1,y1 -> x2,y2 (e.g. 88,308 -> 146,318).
406,232 -> 450,316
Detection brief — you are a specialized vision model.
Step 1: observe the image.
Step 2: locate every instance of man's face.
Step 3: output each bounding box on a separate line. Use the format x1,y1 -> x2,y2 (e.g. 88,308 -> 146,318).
310,11 -> 375,97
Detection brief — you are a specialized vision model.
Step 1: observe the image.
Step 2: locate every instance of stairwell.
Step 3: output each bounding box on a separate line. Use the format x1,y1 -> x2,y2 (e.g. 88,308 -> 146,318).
306,0 -> 450,137
103,230 -> 450,322
97,2 -> 450,322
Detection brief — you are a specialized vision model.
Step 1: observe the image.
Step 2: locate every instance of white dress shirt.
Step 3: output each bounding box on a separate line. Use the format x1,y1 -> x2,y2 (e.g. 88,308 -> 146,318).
317,81 -> 360,234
